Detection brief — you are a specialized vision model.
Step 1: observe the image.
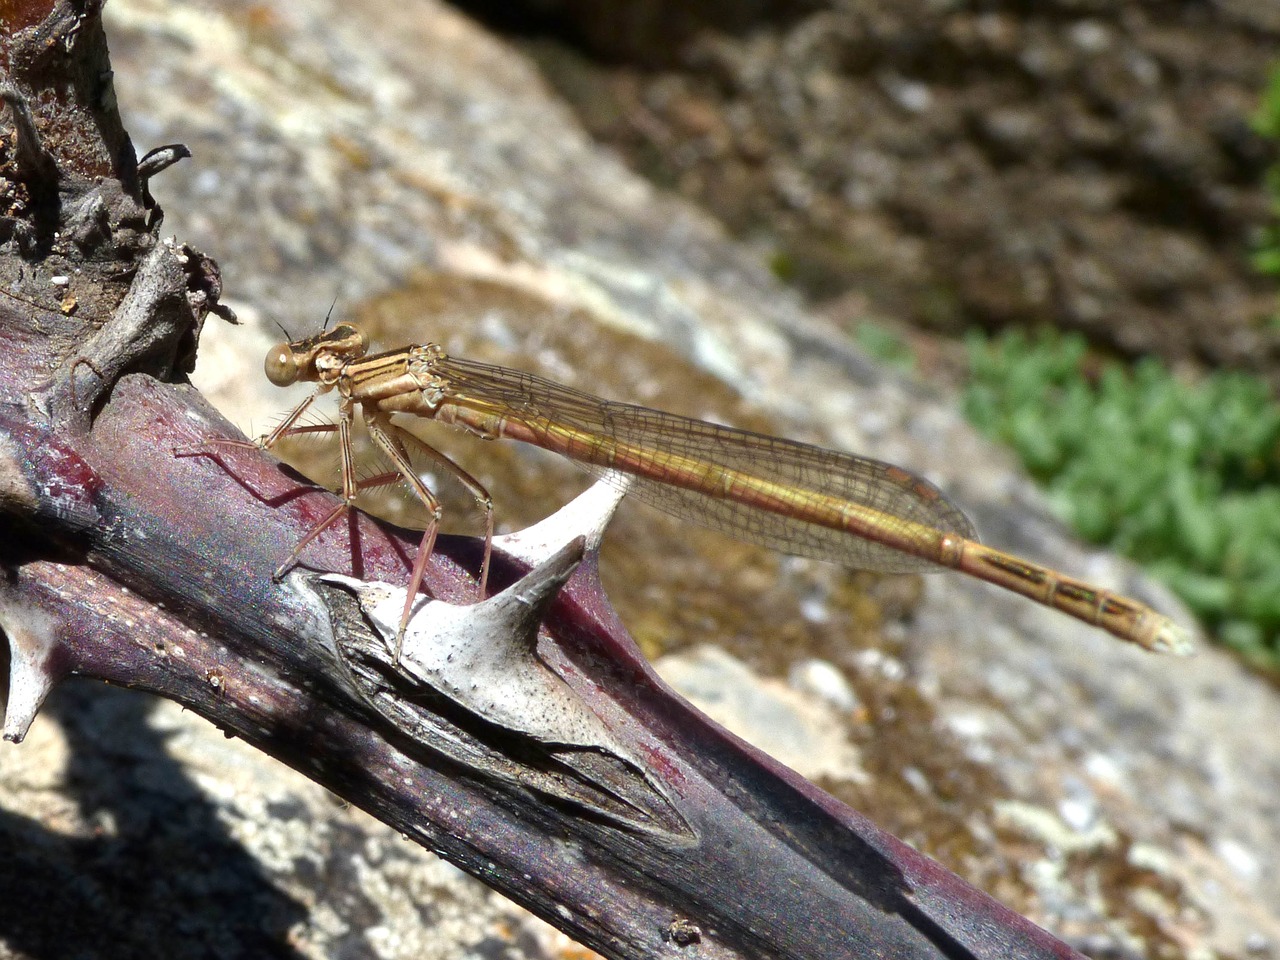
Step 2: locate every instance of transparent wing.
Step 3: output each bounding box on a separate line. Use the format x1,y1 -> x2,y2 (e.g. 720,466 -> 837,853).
435,355 -> 976,573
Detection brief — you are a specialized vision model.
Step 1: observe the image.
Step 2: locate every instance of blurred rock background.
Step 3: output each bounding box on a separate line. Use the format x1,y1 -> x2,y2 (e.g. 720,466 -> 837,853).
472,0 -> 1280,376
2,1 -> 1278,958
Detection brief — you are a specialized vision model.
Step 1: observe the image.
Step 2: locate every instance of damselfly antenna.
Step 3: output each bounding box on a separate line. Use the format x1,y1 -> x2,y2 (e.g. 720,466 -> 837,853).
321,295 -> 339,333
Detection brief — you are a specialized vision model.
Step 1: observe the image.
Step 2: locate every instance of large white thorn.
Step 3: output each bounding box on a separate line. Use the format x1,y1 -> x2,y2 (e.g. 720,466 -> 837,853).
492,472 -> 632,566
322,538 -> 626,752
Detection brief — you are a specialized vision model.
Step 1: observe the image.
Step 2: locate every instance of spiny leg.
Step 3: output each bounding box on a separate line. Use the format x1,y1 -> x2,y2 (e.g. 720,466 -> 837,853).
268,394 -> 361,581
173,392 -> 328,460
259,392 -> 321,449
287,411 -> 495,662
388,421 -> 495,598
173,390 -> 373,575
267,460 -> 424,582
363,411 -> 447,662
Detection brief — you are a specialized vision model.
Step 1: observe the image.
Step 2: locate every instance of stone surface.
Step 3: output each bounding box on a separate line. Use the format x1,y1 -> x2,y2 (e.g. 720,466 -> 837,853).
0,679 -> 580,960
496,0 -> 1280,379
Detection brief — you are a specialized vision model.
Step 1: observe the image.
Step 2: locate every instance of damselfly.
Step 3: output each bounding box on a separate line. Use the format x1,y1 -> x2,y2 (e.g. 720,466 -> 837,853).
250,322 -> 1191,658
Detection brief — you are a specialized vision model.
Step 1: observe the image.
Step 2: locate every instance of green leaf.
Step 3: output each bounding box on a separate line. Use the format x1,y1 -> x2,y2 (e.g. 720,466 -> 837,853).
961,323 -> 1280,668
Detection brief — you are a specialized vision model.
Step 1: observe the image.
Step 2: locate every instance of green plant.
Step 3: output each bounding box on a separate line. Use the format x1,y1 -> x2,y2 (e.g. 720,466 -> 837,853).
1252,63 -> 1280,328
963,329 -> 1280,666
853,321 -> 914,371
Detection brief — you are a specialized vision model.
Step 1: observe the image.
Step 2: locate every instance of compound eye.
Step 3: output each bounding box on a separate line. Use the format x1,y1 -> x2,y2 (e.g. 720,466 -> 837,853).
264,345 -> 299,386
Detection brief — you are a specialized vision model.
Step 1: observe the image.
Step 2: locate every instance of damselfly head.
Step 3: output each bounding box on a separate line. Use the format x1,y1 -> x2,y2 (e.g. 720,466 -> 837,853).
264,323 -> 370,387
